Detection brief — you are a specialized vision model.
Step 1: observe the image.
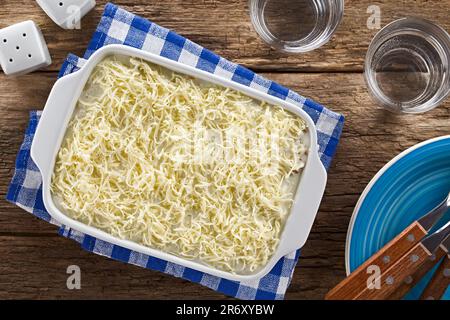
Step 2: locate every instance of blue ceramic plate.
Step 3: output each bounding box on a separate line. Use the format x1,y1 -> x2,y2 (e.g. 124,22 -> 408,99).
346,136 -> 450,300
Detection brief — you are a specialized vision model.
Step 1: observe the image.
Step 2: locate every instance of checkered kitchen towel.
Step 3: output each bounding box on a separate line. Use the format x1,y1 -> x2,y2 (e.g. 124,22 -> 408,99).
7,3 -> 344,299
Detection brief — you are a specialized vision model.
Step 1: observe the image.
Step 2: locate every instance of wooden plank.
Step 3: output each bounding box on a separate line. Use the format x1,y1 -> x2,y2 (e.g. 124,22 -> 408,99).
0,236 -> 230,299
0,73 -> 57,235
0,0 -> 448,72
0,234 -> 345,299
1,72 -> 448,236
0,70 -> 448,299
0,0 -> 449,302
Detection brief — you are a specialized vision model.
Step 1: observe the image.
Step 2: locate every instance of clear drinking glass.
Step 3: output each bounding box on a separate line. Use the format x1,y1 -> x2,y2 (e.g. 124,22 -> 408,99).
365,18 -> 450,113
248,0 -> 344,53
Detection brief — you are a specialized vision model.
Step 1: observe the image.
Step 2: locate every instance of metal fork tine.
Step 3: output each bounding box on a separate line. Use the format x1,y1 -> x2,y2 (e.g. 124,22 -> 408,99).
417,191 -> 450,232
421,220 -> 450,253
440,233 -> 450,253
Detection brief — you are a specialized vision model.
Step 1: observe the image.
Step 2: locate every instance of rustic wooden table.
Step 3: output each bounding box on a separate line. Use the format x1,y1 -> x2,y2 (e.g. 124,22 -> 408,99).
0,0 -> 449,300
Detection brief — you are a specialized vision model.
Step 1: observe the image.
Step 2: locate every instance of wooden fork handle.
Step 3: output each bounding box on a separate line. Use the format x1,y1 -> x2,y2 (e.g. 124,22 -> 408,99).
326,222 -> 427,300
387,247 -> 446,300
356,242 -> 433,300
420,254 -> 450,300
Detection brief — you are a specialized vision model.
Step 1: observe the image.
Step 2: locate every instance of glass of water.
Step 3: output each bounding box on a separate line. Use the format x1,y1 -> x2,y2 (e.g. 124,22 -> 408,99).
365,18 -> 450,113
248,0 -> 344,53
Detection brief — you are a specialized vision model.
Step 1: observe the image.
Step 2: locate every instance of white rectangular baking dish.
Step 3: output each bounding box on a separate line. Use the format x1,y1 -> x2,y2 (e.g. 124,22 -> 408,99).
31,44 -> 327,282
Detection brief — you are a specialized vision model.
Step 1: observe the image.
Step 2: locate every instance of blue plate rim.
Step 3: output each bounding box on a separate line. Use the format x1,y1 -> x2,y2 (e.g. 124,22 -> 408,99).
345,134 -> 450,275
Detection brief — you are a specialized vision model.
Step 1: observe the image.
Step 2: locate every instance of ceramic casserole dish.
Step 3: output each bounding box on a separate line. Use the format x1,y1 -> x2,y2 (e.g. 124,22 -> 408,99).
31,44 -> 327,282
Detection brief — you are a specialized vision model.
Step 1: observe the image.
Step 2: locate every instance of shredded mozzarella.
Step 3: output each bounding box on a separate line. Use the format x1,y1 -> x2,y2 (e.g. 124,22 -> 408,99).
51,56 -> 308,274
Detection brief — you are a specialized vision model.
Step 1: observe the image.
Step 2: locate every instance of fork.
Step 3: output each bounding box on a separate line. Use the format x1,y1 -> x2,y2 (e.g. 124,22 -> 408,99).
326,191 -> 450,300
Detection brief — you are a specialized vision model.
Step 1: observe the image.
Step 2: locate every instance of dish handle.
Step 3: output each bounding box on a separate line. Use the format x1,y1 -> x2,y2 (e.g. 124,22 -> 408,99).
31,72 -> 81,178
278,151 -> 328,257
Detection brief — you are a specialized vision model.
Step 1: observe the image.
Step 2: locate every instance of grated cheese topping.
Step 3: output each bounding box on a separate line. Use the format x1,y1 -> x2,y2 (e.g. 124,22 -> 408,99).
51,56 -> 308,274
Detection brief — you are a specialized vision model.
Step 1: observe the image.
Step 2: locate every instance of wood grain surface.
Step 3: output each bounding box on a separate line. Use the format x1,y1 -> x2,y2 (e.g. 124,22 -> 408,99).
0,0 -> 449,300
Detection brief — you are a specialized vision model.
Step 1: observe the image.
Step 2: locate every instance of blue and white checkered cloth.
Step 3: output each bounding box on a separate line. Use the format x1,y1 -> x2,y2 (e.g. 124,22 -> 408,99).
6,3 -> 344,300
